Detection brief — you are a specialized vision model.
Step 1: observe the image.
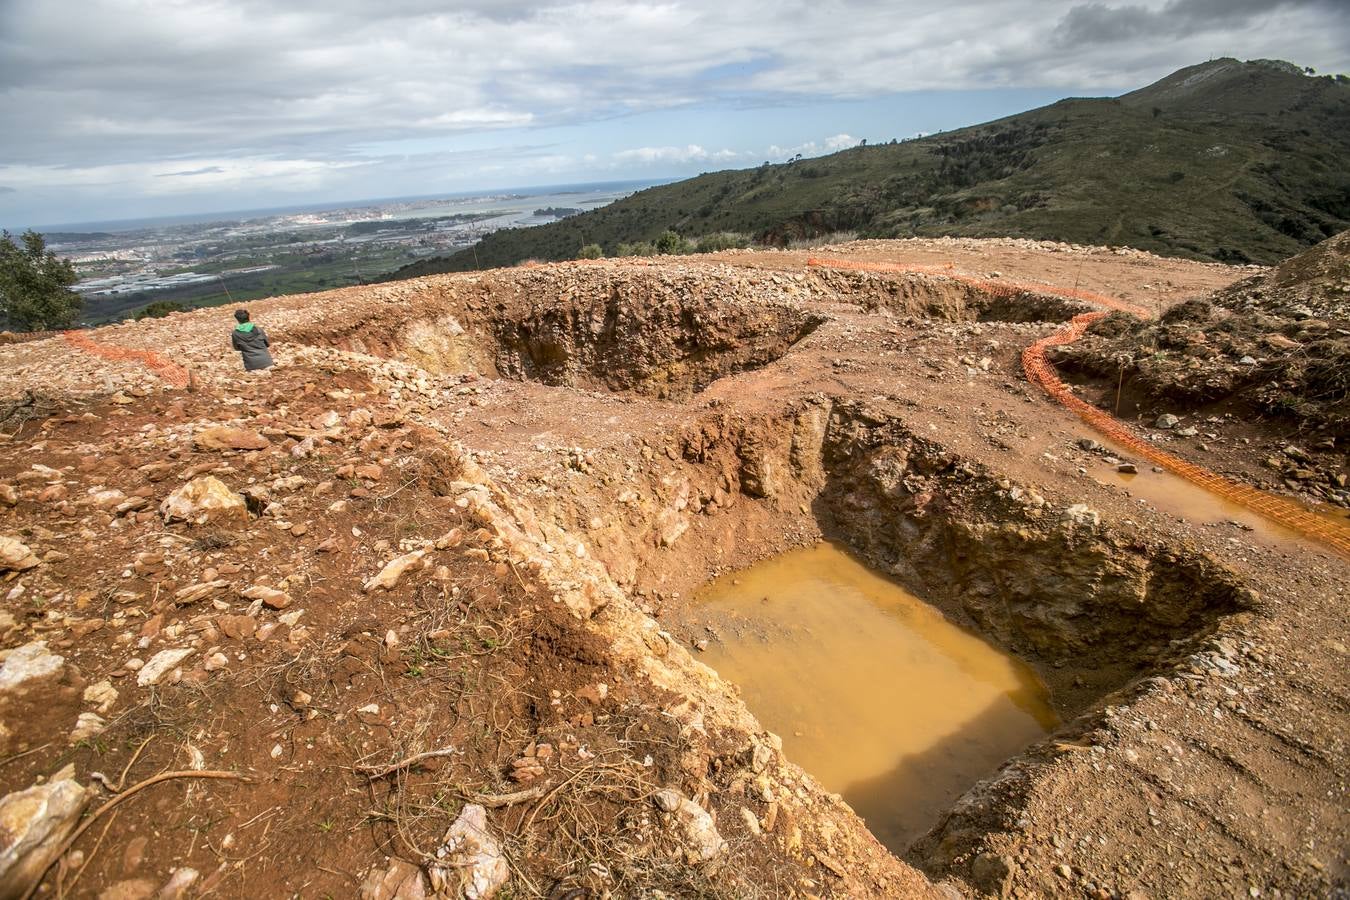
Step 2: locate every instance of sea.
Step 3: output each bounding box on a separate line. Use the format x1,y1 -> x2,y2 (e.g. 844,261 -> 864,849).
39,179 -> 671,235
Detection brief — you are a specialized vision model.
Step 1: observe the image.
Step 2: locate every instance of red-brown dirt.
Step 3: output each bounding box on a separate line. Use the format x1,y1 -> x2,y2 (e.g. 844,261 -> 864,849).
0,237 -> 1345,900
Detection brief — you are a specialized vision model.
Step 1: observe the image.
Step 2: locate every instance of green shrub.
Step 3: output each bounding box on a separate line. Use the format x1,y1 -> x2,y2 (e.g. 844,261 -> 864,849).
654,230 -> 692,255
693,232 -> 750,253
133,300 -> 188,320
576,243 -> 604,260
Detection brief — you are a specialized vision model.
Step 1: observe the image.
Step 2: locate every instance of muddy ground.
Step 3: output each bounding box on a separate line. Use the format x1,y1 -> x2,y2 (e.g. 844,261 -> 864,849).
0,236 -> 1346,899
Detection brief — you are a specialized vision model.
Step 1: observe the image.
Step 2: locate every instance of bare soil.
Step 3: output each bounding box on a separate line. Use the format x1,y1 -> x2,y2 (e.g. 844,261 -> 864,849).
0,236 -> 1345,900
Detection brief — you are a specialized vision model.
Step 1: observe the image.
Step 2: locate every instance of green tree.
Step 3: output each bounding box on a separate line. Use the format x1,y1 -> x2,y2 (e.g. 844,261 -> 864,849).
0,230 -> 82,331
654,230 -> 691,255
133,300 -> 188,320
576,243 -> 604,260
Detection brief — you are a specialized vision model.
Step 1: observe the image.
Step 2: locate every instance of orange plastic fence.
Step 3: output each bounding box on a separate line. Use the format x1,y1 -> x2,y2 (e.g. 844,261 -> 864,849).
806,258 -> 1350,556
61,331 -> 191,389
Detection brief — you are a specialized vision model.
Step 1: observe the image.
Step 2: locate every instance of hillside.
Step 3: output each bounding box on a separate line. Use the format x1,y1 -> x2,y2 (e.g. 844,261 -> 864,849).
392,58 -> 1350,277
1,240 -> 1347,898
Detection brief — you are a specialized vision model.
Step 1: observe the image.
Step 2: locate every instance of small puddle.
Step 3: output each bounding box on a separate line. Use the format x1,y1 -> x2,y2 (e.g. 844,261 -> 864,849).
1074,431 -> 1350,546
694,542 -> 1058,852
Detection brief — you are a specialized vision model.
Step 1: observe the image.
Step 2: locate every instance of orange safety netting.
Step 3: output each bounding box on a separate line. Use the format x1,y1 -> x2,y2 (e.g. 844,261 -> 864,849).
61,331 -> 191,389
805,258 -> 1350,556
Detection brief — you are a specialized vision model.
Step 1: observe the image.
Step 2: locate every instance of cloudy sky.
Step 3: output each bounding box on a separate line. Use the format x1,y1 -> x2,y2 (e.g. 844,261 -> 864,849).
2,0 -> 1347,228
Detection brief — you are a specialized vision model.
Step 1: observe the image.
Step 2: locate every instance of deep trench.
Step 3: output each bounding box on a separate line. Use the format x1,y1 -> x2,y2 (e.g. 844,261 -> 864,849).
648,398 -> 1254,874
307,267 -> 1254,876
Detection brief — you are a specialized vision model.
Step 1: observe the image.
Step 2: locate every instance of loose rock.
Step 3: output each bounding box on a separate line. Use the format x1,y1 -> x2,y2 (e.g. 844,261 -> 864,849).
427,803 -> 510,899
160,476 -> 248,526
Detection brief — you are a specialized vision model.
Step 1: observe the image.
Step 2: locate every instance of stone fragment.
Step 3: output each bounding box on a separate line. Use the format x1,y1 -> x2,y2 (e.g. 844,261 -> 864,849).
173,580 -> 230,606
83,680 -> 119,714
194,426 -> 269,451
652,789 -> 726,865
359,859 -> 427,900
160,476 -> 248,526
99,880 -> 156,900
136,648 -> 194,686
971,852 -> 1015,895
0,765 -> 89,898
655,508 -> 689,547
156,866 -> 199,900
0,641 -> 65,691
90,489 -> 127,509
1154,413 -> 1179,429
0,484 -> 17,506
241,585 -> 292,609
69,712 -> 107,744
363,550 -> 427,592
427,804 -> 509,899
0,536 -> 40,572
1062,503 -> 1100,528
216,615 -> 257,641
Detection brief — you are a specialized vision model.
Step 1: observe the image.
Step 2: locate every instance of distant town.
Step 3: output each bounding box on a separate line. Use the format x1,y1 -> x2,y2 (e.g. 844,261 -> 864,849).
45,182 -> 650,323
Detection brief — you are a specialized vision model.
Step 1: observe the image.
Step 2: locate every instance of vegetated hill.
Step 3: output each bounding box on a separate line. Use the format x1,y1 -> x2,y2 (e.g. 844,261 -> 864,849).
392,58 -> 1350,278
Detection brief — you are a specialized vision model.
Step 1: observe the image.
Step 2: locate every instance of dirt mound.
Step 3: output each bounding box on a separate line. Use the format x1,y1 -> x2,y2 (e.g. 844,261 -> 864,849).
1050,232 -> 1350,490
1213,229 -> 1350,319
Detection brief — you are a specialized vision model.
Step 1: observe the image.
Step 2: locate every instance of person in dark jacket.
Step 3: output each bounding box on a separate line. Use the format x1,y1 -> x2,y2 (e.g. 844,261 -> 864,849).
231,308 -> 274,371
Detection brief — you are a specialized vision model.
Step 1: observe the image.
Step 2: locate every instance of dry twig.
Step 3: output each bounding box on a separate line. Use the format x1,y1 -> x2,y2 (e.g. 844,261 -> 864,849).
357,747 -> 456,779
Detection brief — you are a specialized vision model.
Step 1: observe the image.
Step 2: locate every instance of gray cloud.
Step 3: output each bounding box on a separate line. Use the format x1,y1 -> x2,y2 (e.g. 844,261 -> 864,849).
156,166 -> 226,178
1055,0 -> 1347,45
0,187 -> 14,194
1,0 -> 1347,223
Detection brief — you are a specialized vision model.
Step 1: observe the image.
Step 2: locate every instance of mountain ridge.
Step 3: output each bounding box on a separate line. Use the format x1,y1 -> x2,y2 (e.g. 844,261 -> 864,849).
391,58 -> 1350,278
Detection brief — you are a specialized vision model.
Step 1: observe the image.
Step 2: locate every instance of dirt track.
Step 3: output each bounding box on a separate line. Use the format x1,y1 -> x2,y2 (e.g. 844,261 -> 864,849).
0,238 -> 1345,899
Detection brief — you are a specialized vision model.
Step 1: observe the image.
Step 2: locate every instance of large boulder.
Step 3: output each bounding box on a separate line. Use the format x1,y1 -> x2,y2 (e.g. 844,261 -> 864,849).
160,476 -> 248,526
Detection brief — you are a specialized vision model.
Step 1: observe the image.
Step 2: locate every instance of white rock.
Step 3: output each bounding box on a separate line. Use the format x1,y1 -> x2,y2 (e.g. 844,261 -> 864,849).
160,476 -> 248,526
157,866 -> 199,900
240,584 -> 291,609
358,858 -> 427,900
69,712 -> 107,744
137,648 -> 194,686
427,804 -> 510,899
82,680 -> 119,713
363,550 -> 427,592
0,641 -> 65,691
653,789 -> 726,864
0,765 -> 89,897
0,536 -> 40,572
1062,503 -> 1101,528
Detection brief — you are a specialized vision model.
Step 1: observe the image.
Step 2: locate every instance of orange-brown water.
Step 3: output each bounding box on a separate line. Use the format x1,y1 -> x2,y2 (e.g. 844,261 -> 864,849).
695,542 -> 1058,852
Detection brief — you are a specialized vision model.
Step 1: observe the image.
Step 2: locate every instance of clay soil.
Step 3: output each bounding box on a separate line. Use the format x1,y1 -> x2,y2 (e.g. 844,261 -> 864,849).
0,237 -> 1346,899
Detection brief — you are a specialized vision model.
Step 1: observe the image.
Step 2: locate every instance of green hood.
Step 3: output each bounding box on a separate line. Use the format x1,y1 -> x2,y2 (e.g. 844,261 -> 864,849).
235,322 -> 255,332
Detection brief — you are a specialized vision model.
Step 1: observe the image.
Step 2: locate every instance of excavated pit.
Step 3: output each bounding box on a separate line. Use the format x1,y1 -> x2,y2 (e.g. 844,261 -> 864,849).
694,541 -> 1061,854
291,264 -> 1078,402
297,262 -> 1247,880
595,399 -> 1254,871
295,266 -> 825,399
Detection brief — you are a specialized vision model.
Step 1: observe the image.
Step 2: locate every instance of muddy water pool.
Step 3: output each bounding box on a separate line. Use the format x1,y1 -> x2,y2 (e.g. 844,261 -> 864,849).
695,542 -> 1058,852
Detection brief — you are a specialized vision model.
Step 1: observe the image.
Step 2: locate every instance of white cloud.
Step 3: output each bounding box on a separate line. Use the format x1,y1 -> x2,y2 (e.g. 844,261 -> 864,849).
613,145 -> 740,164
0,0 -> 1345,220
0,157 -> 369,197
